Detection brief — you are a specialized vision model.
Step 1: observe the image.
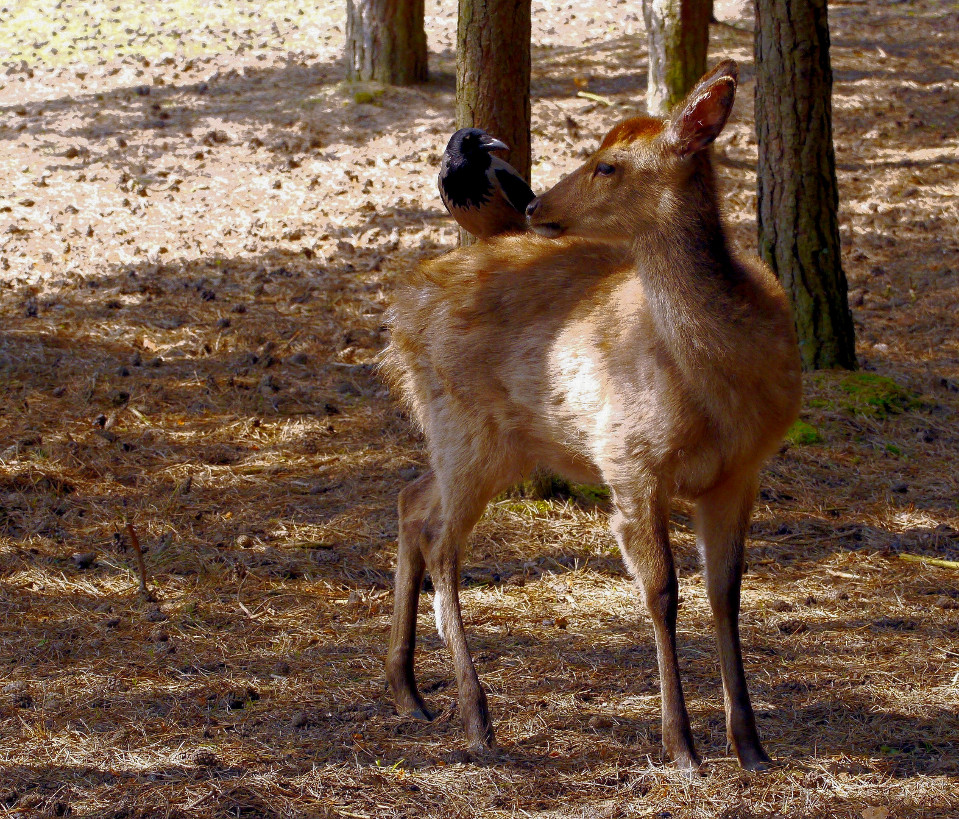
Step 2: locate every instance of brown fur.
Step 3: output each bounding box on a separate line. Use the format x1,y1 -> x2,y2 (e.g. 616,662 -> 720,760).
600,116 -> 665,149
382,60 -> 802,772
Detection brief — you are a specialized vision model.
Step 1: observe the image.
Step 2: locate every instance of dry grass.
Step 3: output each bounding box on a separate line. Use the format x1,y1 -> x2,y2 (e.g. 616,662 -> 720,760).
1,0 -> 958,816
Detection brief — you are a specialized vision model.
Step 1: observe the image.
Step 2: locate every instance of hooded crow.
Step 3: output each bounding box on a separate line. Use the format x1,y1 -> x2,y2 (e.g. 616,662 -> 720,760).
438,128 -> 536,239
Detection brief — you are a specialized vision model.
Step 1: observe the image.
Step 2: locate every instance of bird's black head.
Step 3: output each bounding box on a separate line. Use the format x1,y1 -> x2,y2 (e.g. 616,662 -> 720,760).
446,128 -> 509,162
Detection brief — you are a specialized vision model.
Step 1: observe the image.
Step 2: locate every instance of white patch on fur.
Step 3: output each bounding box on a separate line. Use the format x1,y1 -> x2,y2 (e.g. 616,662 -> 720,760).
549,340 -> 611,461
432,592 -> 448,645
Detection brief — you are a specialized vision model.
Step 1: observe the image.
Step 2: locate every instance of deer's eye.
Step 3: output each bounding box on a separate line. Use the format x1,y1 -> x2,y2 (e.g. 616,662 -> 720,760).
594,162 -> 616,177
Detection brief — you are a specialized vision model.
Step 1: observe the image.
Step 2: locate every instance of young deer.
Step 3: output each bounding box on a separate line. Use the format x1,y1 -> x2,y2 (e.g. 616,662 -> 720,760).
382,60 -> 801,772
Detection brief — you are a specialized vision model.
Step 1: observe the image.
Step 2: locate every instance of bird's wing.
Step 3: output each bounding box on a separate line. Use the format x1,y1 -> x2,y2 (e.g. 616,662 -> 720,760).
491,163 -> 536,214
438,170 -> 455,216
437,152 -> 457,216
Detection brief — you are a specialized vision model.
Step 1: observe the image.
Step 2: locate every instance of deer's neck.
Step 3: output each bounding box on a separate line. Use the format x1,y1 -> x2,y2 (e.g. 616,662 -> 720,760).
631,193 -> 745,371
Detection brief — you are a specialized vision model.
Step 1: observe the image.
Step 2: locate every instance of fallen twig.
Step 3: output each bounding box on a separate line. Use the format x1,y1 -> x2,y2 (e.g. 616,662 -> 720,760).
898,553 -> 959,570
126,521 -> 157,600
576,91 -> 614,106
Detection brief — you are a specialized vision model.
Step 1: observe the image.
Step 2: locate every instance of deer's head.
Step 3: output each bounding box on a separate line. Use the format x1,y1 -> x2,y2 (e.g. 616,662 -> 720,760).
527,60 -> 739,241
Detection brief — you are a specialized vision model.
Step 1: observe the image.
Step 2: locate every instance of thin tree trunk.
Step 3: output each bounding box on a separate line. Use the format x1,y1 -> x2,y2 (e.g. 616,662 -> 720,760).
642,0 -> 711,116
457,1 -> 570,498
345,0 -> 427,85
456,0 -> 531,182
755,0 -> 856,370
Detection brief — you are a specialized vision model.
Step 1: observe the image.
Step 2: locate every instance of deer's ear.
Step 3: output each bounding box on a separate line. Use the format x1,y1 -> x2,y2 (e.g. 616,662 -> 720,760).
688,59 -> 738,98
665,64 -> 738,158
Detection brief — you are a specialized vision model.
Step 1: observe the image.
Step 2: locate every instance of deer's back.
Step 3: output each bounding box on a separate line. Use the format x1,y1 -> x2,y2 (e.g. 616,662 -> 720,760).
384,233 -> 628,432
384,233 -> 800,496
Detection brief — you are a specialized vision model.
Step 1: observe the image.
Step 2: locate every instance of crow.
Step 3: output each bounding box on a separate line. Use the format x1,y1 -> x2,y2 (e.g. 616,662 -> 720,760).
438,128 -> 536,240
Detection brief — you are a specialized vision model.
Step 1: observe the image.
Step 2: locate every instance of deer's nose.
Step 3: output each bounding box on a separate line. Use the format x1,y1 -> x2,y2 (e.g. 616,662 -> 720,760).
525,198 -> 541,218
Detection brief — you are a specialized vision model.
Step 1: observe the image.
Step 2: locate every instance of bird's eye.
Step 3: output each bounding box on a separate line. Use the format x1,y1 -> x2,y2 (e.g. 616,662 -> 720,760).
594,162 -> 615,177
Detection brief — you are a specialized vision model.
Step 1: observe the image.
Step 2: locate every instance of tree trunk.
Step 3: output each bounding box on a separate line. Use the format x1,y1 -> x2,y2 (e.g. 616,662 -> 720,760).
456,0 -> 531,183
755,0 -> 856,370
345,0 -> 427,85
457,2 -> 573,504
642,0 -> 711,116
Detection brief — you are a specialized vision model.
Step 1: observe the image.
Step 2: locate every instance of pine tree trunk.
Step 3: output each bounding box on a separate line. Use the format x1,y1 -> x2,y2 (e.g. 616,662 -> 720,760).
345,0 -> 427,85
642,0 -> 711,116
755,0 -> 856,370
456,0 -> 574,505
456,0 -> 531,181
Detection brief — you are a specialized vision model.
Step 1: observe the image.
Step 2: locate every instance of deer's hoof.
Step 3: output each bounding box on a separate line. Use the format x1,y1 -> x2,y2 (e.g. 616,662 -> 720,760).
409,706 -> 433,722
738,751 -> 773,772
670,752 -> 704,778
468,738 -> 497,759
465,721 -> 496,754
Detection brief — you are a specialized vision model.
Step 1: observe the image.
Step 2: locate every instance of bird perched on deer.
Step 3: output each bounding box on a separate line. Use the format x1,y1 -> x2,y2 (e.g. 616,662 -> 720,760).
438,128 -> 536,240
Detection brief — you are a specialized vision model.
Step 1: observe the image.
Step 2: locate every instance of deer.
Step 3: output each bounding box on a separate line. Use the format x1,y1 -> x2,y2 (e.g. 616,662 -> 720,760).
381,60 -> 802,772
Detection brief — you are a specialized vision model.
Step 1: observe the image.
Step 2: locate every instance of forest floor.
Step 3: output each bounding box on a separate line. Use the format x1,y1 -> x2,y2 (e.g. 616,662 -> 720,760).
1,0 -> 958,817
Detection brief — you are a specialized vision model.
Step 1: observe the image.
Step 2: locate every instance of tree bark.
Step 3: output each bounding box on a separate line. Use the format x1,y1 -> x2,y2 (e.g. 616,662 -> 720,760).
642,0 -> 711,116
345,0 -> 427,85
456,0 -> 531,183
755,0 -> 856,370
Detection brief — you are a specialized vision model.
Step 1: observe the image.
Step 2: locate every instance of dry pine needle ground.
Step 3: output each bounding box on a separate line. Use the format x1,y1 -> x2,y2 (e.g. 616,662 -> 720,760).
0,0 -> 957,816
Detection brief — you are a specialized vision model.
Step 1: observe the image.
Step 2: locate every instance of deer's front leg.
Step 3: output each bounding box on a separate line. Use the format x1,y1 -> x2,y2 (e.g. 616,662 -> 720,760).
611,484 -> 700,773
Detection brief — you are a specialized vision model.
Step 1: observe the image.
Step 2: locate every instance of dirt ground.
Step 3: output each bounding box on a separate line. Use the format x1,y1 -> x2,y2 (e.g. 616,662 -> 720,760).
1,0 -> 958,817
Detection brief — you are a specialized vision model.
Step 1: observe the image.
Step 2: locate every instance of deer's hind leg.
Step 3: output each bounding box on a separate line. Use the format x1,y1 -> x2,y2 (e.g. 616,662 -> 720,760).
695,473 -> 771,770
387,452 -> 516,751
386,471 -> 438,722
424,459 -> 514,752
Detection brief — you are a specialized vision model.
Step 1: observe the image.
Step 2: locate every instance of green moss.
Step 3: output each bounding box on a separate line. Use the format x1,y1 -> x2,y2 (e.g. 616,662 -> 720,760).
341,82 -> 386,106
518,469 -> 573,500
836,372 -> 920,418
497,474 -> 610,508
785,419 -> 822,446
571,483 -> 611,505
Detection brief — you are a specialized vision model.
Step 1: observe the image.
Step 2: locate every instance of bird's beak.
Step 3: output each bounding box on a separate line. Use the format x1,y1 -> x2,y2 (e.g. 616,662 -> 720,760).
482,137 -> 510,153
